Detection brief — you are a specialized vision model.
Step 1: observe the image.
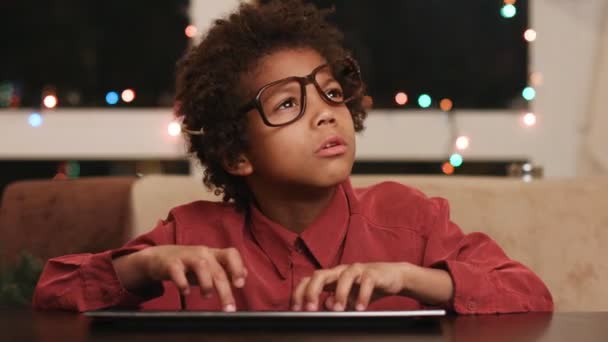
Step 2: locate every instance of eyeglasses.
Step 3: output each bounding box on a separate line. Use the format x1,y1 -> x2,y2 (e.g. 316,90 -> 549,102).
239,57 -> 363,127
179,57 -> 363,135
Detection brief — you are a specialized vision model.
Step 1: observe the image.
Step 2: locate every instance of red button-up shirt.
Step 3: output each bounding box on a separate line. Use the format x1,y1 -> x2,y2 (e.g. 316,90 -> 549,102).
33,179 -> 553,313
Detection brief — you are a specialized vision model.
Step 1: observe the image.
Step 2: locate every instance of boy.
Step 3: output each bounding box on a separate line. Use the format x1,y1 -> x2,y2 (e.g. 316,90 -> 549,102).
33,0 -> 553,313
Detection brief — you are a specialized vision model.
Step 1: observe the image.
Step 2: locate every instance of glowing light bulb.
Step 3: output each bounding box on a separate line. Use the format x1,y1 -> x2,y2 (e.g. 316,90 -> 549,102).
522,87 -> 536,101
440,98 -> 453,112
530,72 -> 543,86
28,112 -> 43,127
185,25 -> 198,38
522,112 -> 537,127
43,95 -> 57,109
524,29 -> 537,42
395,92 -> 408,105
455,136 -> 470,151
121,89 -> 135,103
450,153 -> 463,168
418,94 -> 432,108
501,4 -> 517,18
168,121 -> 182,136
106,91 -> 119,105
442,162 -> 454,175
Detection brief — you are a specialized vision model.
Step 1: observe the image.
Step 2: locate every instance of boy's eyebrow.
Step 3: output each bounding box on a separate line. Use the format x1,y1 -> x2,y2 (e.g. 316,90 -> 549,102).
316,73 -> 340,87
245,62 -> 334,97
262,82 -> 301,98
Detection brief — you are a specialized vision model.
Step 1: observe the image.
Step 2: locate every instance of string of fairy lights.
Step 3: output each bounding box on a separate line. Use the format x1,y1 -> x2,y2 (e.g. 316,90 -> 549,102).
386,0 -> 539,175
6,0 -> 538,178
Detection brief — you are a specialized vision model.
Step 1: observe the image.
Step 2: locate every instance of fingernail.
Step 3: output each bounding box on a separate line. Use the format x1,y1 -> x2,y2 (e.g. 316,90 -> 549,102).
224,304 -> 236,312
356,303 -> 365,311
183,288 -> 190,295
204,292 -> 212,298
234,278 -> 245,288
306,302 -> 317,311
333,302 -> 344,311
292,304 -> 301,311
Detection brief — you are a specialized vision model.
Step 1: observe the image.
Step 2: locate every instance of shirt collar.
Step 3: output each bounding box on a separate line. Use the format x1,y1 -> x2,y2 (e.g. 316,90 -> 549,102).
249,179 -> 357,278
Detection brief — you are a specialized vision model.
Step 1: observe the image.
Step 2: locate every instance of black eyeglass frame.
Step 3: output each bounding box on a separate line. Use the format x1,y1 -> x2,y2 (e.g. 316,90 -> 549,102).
239,57 -> 363,127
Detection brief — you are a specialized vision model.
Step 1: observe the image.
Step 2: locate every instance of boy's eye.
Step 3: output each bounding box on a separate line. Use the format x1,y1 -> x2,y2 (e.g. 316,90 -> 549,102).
276,97 -> 298,110
326,88 -> 344,100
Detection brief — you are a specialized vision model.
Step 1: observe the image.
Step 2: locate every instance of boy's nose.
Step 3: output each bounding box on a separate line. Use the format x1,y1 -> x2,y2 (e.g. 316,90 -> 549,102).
316,112 -> 336,127
305,83 -> 337,127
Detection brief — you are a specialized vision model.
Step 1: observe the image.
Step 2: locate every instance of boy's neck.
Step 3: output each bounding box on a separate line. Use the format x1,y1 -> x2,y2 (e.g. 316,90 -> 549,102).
249,181 -> 339,234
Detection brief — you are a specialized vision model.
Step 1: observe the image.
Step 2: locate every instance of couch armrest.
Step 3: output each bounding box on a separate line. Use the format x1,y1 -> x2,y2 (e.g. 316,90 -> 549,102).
0,177 -> 136,265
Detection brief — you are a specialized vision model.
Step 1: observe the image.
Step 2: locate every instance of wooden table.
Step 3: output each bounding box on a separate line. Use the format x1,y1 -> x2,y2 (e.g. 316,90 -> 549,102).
2,309 -> 607,341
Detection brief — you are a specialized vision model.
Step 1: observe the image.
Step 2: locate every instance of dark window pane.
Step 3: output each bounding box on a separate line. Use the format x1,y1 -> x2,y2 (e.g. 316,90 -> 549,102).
307,0 -> 529,110
0,0 -> 190,108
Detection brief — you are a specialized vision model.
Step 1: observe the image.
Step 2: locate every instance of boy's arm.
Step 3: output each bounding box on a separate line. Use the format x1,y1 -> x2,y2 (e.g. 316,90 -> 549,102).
421,197 -> 554,314
32,218 -> 175,312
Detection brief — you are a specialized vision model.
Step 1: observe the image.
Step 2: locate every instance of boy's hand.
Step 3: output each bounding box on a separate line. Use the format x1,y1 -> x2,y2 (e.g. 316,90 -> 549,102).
291,262 -> 412,312
115,245 -> 247,312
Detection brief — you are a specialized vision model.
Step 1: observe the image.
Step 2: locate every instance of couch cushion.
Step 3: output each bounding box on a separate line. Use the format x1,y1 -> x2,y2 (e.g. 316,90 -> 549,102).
129,175 -> 221,236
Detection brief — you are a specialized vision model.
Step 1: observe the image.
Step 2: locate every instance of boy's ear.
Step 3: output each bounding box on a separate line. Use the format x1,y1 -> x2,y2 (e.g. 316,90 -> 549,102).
223,154 -> 253,177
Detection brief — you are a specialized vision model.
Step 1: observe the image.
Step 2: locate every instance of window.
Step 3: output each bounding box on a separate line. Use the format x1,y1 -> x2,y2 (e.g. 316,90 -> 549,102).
0,0 -> 190,108
306,0 -> 530,110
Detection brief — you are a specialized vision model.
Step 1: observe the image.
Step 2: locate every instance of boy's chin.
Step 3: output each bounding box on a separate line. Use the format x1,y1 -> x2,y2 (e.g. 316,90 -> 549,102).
310,168 -> 352,188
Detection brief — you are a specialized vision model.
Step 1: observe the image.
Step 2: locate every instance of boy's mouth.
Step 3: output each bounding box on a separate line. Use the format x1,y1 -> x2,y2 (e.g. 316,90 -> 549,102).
315,136 -> 348,157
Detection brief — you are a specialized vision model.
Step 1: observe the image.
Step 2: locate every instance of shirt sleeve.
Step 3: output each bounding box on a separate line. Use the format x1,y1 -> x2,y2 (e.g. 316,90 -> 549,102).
421,197 -> 554,314
32,218 -> 176,312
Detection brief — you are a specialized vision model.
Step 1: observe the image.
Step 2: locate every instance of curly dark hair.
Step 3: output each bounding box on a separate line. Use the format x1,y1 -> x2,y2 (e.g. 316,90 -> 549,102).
175,0 -> 368,211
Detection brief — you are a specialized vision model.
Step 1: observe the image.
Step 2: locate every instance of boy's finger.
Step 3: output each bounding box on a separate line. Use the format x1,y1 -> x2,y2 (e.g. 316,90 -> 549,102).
333,268 -> 360,310
215,247 -> 247,288
355,276 -> 376,311
292,276 -> 311,311
207,258 -> 236,311
188,258 -> 214,297
167,261 -> 190,295
324,295 -> 335,310
304,271 -> 339,311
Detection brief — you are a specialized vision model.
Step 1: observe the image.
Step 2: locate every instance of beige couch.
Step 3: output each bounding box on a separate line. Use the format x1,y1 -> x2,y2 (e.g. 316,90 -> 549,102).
1,174 -> 606,311
129,175 -> 608,312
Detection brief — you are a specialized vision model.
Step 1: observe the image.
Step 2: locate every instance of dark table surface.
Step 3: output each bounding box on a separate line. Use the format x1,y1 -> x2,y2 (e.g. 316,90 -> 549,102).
2,309 -> 608,341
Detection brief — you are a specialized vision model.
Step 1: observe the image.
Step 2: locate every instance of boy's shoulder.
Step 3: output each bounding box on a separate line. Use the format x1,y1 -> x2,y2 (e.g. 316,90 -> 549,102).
159,200 -> 244,245
168,199 -> 241,227
352,180 -> 446,232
